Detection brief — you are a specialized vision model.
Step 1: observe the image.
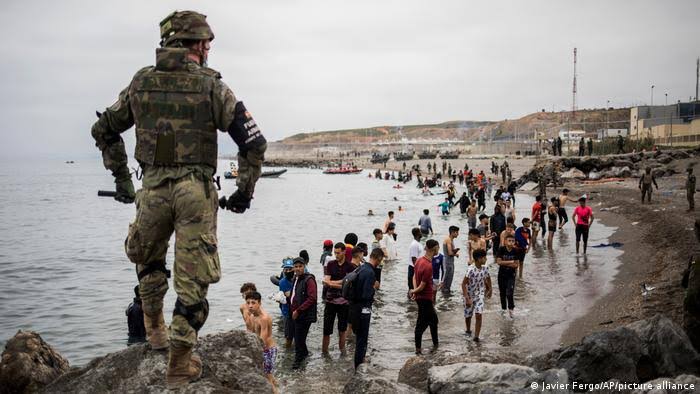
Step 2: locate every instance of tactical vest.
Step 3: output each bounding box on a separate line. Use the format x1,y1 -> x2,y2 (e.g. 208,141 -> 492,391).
130,48 -> 218,169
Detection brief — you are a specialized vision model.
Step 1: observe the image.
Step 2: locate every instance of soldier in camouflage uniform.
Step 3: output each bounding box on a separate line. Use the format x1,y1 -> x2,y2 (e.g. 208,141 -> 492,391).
91,11 -> 266,388
687,167 -> 696,212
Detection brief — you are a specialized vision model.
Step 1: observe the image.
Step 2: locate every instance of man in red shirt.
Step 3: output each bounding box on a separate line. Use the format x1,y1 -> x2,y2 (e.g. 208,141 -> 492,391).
572,196 -> 594,255
531,195 -> 543,240
409,239 -> 440,354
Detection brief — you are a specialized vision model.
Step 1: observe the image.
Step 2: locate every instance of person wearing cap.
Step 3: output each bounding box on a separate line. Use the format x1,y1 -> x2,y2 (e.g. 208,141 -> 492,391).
572,196 -> 594,255
278,257 -> 296,348
320,240 -> 334,267
290,257 -> 317,369
687,167 -> 696,211
89,10 -> 267,388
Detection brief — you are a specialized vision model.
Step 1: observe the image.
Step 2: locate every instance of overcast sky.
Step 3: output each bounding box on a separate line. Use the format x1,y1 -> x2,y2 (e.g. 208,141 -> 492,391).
1,0 -> 698,159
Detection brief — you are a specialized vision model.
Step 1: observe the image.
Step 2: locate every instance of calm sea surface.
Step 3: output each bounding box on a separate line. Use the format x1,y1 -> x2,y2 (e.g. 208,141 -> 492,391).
0,158 -> 621,391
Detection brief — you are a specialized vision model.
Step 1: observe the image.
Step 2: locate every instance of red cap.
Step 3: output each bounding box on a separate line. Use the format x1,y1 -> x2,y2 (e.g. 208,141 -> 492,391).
323,240 -> 333,247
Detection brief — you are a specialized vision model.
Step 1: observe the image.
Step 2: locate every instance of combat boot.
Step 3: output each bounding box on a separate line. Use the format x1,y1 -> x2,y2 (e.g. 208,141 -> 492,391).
166,343 -> 202,389
143,311 -> 168,350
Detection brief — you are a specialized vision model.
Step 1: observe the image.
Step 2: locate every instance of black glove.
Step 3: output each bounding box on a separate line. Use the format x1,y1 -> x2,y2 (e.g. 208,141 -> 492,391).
113,166 -> 135,204
221,190 -> 251,213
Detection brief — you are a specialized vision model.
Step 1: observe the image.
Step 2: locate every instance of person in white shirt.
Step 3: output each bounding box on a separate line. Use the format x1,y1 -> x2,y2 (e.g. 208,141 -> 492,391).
408,227 -> 423,295
381,223 -> 399,263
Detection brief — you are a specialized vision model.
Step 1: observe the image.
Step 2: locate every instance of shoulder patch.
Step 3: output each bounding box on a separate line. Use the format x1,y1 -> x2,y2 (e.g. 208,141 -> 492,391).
199,67 -> 222,79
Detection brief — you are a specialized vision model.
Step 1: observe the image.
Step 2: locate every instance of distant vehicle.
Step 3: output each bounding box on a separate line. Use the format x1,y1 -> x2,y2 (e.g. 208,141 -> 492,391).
370,153 -> 390,164
393,151 -> 415,161
417,151 -> 438,159
439,151 -> 460,159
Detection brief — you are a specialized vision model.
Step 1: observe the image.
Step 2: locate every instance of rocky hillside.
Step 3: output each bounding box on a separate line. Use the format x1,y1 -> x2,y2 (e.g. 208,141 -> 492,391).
278,108 -> 630,145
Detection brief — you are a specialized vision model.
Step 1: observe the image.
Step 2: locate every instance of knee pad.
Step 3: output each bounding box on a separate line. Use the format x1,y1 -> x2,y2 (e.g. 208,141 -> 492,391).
173,298 -> 209,332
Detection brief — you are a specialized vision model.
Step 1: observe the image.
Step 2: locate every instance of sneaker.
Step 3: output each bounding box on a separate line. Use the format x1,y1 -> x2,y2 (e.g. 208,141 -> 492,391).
499,310 -> 507,317
508,309 -> 514,319
473,337 -> 480,343
465,330 -> 472,337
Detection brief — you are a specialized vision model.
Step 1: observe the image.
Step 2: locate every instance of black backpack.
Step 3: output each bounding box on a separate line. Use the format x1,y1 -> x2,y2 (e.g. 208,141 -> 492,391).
341,266 -> 362,301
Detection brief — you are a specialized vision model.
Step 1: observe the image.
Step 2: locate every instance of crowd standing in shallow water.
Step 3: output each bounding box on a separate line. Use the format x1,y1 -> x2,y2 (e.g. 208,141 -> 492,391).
226,158 -> 600,387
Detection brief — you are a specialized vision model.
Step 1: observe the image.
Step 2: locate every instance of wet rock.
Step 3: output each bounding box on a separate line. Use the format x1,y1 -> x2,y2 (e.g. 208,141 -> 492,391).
614,159 -> 635,169
0,330 -> 70,394
427,362 -> 568,394
398,349 -> 523,391
343,365 -> 419,394
657,154 -> 674,164
633,374 -> 700,393
627,315 -> 700,380
561,168 -> 586,180
531,326 -> 645,384
42,330 -> 272,394
671,150 -> 691,160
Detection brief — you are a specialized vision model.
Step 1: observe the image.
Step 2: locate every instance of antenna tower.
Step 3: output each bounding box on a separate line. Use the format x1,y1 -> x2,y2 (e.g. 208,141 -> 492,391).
572,47 -> 578,121
695,57 -> 699,101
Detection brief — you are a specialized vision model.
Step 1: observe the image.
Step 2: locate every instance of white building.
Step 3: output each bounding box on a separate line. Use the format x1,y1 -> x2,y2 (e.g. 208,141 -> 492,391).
596,128 -> 629,139
558,130 -> 585,142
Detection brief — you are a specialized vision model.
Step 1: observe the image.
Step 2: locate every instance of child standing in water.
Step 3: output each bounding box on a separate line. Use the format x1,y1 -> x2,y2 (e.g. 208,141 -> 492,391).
461,249 -> 492,342
245,291 -> 278,393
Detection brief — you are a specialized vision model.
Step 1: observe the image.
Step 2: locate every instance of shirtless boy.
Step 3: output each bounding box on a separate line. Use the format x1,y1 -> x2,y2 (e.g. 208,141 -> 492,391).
239,282 -> 258,331
467,201 -> 478,229
557,189 -> 578,229
467,228 -> 487,265
245,291 -> 278,393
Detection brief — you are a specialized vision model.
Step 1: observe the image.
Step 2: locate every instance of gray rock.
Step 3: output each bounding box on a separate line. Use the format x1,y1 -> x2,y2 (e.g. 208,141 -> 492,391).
670,150 -> 691,160
618,166 -> 632,177
343,365 -> 419,394
0,330 -> 70,394
42,330 -> 272,394
531,326 -> 645,384
588,171 -> 602,180
657,154 -> 674,164
652,168 -> 667,178
627,315 -> 700,379
398,350 -> 523,391
561,168 -> 587,179
614,159 -> 635,168
427,362 -> 568,394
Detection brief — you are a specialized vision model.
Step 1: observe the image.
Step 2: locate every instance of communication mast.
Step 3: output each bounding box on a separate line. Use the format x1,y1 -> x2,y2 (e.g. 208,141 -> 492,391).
696,56 -> 699,101
572,47 -> 578,121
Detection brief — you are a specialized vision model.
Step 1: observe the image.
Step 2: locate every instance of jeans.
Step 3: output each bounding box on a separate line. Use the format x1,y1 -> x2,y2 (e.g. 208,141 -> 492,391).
497,269 -> 516,310
407,265 -> 415,290
415,299 -> 439,349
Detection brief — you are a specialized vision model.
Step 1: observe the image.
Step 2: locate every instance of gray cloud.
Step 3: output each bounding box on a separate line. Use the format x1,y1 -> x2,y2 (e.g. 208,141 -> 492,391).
1,0 -> 698,159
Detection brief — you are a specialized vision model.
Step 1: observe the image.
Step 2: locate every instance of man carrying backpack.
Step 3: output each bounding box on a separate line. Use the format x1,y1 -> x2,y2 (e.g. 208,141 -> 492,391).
348,247 -> 384,369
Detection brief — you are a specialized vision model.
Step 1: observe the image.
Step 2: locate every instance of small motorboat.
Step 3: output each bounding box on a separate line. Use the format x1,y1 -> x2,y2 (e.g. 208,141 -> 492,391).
224,162 -> 287,179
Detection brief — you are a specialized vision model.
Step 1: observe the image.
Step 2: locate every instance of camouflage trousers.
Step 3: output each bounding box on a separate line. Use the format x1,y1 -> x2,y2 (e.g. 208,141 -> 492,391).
125,173 -> 220,348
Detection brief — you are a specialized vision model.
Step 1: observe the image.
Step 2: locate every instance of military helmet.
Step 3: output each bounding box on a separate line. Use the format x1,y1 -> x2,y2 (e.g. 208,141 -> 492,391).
160,11 -> 214,47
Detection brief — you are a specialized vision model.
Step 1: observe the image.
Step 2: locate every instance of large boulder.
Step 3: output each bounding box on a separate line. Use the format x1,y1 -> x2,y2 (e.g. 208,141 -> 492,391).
561,168 -> 587,180
0,331 -> 70,394
427,362 -> 568,394
656,154 -> 674,164
614,159 -> 635,169
42,330 -> 272,394
398,350 -> 523,391
531,326 -> 646,384
627,315 -> 700,379
343,365 -> 419,394
532,315 -> 699,385
671,150 -> 691,160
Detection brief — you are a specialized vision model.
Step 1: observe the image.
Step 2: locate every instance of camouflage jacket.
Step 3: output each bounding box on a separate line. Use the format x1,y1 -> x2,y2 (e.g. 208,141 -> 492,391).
91,47 -> 265,196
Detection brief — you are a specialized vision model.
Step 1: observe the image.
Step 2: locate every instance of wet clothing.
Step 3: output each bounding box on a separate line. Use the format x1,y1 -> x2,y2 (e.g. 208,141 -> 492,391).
490,212 -> 506,255
126,298 -> 147,341
573,206 -> 593,226
418,214 -> 433,235
324,260 -> 354,304
575,224 -> 590,245
278,277 -> 293,317
431,254 -> 445,284
548,208 -> 558,233
464,265 -> 490,317
514,227 -> 531,261
442,240 -> 457,292
408,239 -> 422,290
263,346 -> 278,374
413,256 -> 434,301
497,247 -> 519,310
323,303 -> 349,335
349,262 -> 376,368
438,201 -> 450,215
639,173 -> 658,203
558,206 -> 568,226
291,274 -> 317,323
415,299 -> 439,350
